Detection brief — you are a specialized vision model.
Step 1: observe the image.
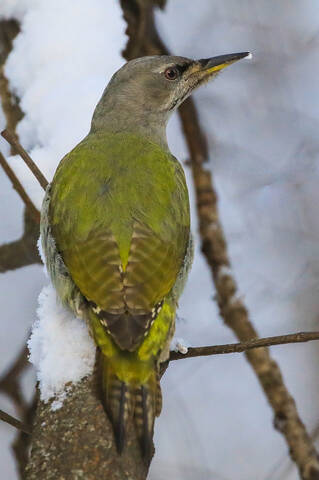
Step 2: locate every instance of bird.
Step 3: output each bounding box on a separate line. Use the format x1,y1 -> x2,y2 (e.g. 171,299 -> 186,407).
40,51 -> 250,457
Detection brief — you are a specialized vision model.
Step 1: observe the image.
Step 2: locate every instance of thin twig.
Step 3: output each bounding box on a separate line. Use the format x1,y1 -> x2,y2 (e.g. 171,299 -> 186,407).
1,129 -> 48,190
170,331 -> 319,361
0,408 -> 31,435
119,2 -> 319,479
0,151 -> 40,223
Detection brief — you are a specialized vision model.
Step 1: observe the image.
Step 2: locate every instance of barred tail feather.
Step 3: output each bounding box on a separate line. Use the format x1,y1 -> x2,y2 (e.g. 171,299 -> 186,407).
98,352 -> 162,457
133,370 -> 162,458
98,353 -> 132,453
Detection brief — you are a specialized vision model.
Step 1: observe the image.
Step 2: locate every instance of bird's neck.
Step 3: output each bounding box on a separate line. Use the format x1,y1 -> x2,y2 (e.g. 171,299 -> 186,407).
90,93 -> 170,151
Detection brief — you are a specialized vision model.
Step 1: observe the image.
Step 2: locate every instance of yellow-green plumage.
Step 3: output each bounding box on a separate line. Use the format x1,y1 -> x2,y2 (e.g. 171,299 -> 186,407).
48,131 -> 190,454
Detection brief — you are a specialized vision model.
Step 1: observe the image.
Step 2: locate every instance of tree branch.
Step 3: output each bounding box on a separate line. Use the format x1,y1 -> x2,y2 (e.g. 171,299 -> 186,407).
0,19 -> 39,479
25,372 -> 151,480
0,409 -> 31,435
0,344 -> 30,417
0,209 -> 41,273
169,331 -> 319,361
0,341 -> 37,478
12,395 -> 37,480
0,19 -> 23,154
1,129 -> 48,190
0,151 -> 40,223
119,2 -> 319,479
0,19 -> 41,273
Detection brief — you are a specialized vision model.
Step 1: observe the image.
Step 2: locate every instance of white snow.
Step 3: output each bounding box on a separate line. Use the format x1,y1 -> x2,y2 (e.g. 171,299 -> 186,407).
50,386 -> 72,411
171,337 -> 189,355
217,264 -> 233,278
28,284 -> 95,404
37,236 -> 49,278
228,292 -> 244,306
3,0 -> 126,210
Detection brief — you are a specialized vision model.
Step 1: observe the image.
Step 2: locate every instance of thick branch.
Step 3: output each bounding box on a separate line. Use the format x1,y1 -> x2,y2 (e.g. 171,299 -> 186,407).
0,409 -> 31,435
25,373 -> 151,480
170,331 -> 319,361
119,2 -> 319,479
1,129 -> 48,190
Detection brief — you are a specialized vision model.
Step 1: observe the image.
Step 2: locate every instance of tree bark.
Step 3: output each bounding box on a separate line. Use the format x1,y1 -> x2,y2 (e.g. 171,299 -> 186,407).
25,374 -> 151,480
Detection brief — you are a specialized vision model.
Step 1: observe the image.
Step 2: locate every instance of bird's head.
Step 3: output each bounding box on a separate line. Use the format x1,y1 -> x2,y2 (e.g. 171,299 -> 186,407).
91,53 -> 251,145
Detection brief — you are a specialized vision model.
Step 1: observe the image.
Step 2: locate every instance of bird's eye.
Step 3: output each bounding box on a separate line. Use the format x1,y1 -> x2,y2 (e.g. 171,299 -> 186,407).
164,67 -> 179,80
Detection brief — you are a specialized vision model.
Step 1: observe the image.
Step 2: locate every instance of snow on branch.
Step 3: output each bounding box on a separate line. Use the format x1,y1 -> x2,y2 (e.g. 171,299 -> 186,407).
28,284 -> 95,408
27,282 -> 319,411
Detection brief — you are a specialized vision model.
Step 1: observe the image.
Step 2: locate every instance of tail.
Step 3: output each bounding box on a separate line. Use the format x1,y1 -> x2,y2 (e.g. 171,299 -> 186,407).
98,351 -> 162,458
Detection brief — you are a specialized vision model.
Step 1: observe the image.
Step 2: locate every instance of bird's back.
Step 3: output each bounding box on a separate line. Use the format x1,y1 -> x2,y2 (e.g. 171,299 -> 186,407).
49,131 -> 190,350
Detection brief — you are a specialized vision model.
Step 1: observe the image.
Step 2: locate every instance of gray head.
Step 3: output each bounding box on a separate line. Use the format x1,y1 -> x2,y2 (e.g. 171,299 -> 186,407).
91,53 -> 250,149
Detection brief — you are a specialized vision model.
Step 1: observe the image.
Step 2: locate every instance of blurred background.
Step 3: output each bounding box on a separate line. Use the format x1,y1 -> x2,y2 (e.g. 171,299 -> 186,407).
1,1 -> 319,478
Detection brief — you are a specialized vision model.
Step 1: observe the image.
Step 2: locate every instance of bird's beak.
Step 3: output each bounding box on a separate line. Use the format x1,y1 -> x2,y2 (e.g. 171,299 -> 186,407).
198,51 -> 252,74
189,52 -> 252,84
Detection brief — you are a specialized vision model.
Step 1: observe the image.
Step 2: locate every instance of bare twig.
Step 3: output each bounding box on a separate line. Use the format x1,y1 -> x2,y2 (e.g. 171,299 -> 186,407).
1,129 -> 48,190
0,151 -> 40,223
170,331 -> 319,361
119,2 -> 319,479
0,409 -> 31,435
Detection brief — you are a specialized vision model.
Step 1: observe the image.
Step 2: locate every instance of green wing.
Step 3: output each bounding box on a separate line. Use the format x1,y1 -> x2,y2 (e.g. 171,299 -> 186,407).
50,132 -> 190,350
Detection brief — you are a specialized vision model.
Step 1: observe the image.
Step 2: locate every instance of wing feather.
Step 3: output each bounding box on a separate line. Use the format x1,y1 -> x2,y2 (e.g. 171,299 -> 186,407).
50,132 -> 190,350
